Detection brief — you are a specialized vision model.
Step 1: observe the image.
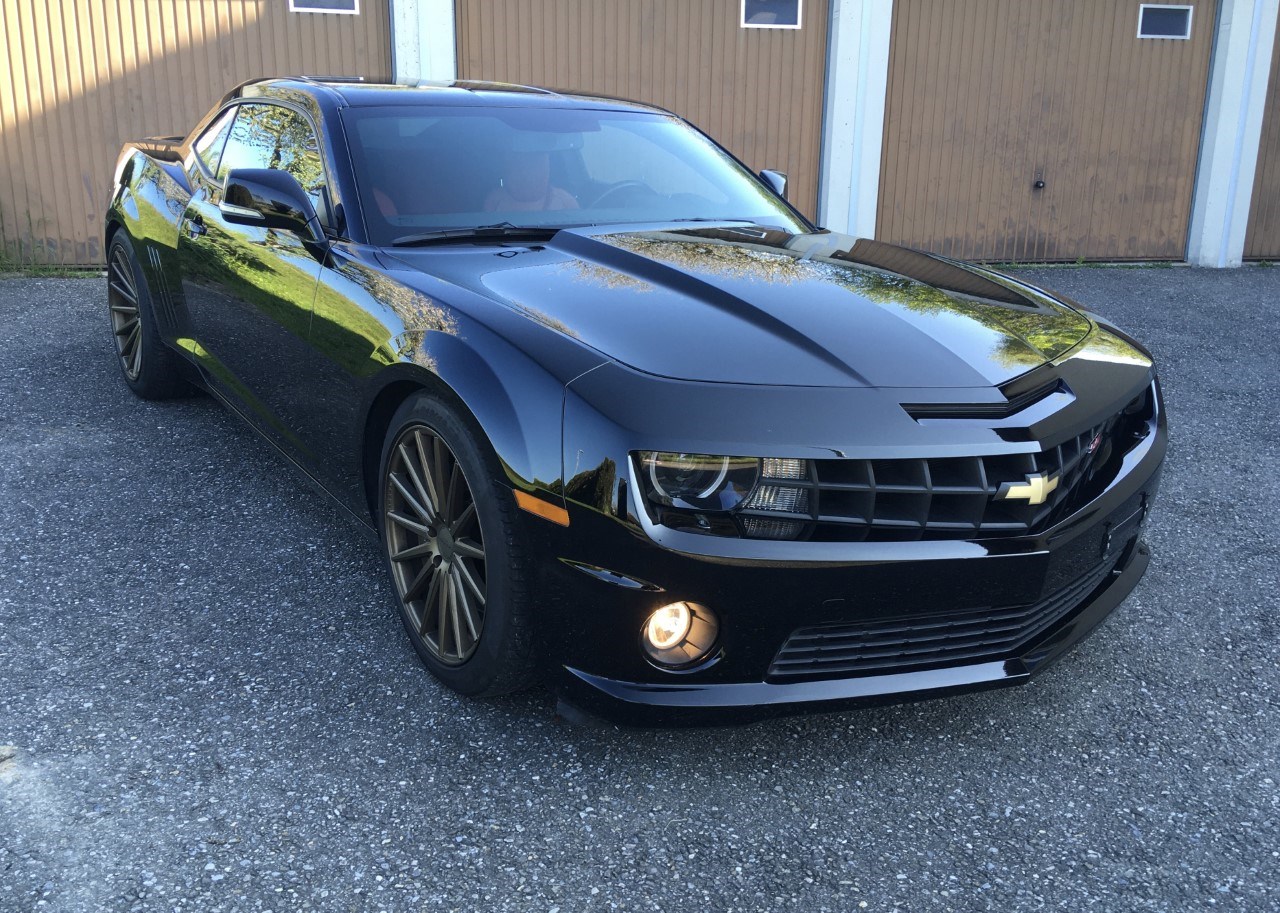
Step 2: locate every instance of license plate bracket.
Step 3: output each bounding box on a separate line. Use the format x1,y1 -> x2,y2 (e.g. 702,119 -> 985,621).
1103,501 -> 1146,560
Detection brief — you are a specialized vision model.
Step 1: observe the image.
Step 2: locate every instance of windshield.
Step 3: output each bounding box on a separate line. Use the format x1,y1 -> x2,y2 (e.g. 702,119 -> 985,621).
341,105 -> 808,245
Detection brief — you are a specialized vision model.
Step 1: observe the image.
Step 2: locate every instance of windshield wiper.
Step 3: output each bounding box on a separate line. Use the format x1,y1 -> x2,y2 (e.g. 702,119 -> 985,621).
390,222 -> 567,247
666,218 -> 782,238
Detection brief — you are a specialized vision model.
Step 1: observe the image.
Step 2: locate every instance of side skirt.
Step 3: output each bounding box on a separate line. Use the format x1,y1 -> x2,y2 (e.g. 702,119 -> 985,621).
204,383 -> 380,540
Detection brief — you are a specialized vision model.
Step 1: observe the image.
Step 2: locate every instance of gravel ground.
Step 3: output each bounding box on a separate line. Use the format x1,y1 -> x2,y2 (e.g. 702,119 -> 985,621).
1,266 -> 1277,913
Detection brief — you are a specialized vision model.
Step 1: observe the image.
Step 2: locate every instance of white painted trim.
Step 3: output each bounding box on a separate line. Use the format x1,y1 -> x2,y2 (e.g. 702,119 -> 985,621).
817,0 -> 893,237
390,0 -> 457,83
1187,0 -> 1279,267
1137,4 -> 1194,39
741,0 -> 803,29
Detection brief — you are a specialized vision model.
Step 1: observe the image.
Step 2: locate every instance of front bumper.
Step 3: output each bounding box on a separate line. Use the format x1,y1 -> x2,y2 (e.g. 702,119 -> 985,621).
556,537 -> 1149,726
536,379 -> 1166,727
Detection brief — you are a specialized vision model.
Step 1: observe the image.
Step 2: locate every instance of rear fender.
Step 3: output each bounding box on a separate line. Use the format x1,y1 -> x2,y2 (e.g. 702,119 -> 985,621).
105,150 -> 194,342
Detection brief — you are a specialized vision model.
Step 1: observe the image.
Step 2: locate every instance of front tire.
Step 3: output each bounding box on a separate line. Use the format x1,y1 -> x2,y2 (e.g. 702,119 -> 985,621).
378,394 -> 540,697
106,231 -> 191,399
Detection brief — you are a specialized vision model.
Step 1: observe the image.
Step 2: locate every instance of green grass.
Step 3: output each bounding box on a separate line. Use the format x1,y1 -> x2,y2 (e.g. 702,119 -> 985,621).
0,243 -> 103,278
0,237 -> 102,277
0,263 -> 103,278
1,196 -> 103,276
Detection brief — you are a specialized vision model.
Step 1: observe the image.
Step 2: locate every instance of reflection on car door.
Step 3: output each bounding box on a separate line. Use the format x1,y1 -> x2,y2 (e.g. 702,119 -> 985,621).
177,102 -> 328,459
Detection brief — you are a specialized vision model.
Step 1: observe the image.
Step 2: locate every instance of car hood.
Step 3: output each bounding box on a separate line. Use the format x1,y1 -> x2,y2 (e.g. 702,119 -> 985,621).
387,226 -> 1093,388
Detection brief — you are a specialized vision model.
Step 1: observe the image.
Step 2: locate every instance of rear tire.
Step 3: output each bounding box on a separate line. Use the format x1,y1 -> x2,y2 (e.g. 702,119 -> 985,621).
107,231 -> 192,399
378,393 -> 541,697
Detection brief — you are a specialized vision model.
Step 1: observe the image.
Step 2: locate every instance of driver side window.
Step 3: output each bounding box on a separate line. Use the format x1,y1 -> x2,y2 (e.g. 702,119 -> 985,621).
216,105 -> 274,180
217,103 -> 330,225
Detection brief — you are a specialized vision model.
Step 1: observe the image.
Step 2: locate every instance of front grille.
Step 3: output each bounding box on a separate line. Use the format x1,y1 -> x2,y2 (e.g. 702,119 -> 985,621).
737,422 -> 1110,541
735,384 -> 1154,542
768,555 -> 1119,681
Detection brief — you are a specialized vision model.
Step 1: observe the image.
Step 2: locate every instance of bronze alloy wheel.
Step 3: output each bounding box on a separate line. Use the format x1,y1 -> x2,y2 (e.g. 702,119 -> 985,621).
383,423 -> 488,665
108,244 -> 143,380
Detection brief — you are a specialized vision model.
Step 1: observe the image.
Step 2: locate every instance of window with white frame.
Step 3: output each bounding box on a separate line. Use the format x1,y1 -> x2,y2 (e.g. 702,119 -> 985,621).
1138,4 -> 1193,39
741,0 -> 802,30
289,0 -> 360,14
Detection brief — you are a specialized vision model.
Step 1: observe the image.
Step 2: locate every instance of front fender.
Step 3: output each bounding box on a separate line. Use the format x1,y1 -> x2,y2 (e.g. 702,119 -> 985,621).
309,246 -> 608,516
369,329 -> 566,498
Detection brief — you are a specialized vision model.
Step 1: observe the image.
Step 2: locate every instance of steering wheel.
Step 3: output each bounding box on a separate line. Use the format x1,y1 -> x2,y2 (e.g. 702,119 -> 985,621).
590,180 -> 654,208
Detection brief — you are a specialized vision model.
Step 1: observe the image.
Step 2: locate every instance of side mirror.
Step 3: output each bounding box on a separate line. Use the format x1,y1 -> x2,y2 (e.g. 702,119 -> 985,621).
759,169 -> 788,200
221,168 -> 324,243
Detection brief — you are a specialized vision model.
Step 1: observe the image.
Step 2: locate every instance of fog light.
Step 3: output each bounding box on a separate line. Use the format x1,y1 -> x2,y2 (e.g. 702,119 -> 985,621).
645,603 -> 692,650
641,602 -> 720,669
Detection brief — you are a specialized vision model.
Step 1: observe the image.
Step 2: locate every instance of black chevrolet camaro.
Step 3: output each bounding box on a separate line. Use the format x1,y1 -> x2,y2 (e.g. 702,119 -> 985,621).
105,77 -> 1165,724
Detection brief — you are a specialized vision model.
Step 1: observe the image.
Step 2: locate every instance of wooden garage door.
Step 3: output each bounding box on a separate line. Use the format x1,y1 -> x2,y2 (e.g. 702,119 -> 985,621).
878,0 -> 1217,261
0,1 -> 391,267
1244,38 -> 1280,259
455,0 -> 829,219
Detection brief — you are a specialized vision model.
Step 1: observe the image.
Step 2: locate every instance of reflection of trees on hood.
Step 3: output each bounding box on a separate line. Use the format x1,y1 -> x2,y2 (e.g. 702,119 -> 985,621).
602,232 -> 1100,371
515,303 -> 578,338
1069,327 -> 1152,366
603,234 -> 818,284
559,259 -> 653,294
832,269 -> 1091,369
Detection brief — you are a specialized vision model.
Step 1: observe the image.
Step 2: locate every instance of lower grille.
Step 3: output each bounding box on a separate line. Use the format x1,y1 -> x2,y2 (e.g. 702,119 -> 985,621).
767,556 -> 1119,680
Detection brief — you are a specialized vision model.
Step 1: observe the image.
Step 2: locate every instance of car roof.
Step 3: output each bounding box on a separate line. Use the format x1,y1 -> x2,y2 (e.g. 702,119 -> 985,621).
225,76 -> 671,115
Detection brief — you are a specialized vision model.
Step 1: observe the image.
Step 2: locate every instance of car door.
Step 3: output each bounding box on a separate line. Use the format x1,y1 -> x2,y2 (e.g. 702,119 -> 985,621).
177,102 -> 329,459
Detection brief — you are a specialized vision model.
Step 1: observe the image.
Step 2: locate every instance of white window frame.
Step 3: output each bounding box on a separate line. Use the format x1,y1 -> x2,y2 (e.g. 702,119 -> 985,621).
741,0 -> 803,30
1137,4 -> 1194,40
289,0 -> 360,15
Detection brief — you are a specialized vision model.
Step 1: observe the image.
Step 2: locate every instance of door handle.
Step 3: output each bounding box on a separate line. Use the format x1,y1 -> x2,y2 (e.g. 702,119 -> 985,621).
184,216 -> 206,238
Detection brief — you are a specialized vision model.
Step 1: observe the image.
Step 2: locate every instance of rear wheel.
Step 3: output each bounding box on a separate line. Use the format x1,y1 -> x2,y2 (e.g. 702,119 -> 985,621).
107,231 -> 191,399
379,394 -> 540,696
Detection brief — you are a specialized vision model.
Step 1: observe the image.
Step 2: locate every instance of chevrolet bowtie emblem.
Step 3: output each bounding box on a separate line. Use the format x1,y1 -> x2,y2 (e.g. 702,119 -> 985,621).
996,471 -> 1060,506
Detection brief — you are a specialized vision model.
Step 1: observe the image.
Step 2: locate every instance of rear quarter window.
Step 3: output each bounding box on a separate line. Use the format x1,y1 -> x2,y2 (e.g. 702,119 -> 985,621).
193,108 -> 236,176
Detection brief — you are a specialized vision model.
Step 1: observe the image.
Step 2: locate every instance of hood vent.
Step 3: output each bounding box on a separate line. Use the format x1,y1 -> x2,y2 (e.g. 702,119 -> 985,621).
903,376 -> 1063,421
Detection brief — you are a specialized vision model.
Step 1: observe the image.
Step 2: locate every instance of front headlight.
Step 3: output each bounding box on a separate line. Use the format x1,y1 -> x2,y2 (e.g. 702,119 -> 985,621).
639,452 -> 760,511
